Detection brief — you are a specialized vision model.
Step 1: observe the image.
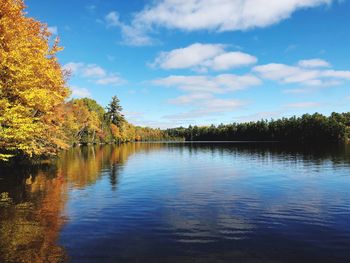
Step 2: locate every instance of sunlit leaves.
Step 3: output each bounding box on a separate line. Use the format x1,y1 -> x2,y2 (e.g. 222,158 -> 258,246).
0,0 -> 69,160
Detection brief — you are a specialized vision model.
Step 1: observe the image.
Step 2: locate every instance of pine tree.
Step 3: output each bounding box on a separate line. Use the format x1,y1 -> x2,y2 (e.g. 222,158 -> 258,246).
106,96 -> 125,128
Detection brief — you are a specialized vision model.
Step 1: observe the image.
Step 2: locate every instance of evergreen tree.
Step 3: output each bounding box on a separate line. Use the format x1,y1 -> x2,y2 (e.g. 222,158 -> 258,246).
106,96 -> 125,128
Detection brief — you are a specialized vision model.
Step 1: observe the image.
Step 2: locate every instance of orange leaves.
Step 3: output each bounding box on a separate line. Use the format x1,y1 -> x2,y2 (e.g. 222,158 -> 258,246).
110,123 -> 121,139
61,99 -> 104,144
0,0 -> 69,160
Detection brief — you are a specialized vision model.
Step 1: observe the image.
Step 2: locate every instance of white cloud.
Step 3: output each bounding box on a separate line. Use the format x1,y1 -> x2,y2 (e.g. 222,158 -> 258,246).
216,74 -> 262,91
168,93 -> 213,105
154,73 -> 258,120
105,11 -> 121,27
286,102 -> 322,108
117,0 -> 333,45
152,43 -> 257,71
164,98 -> 246,120
96,74 -> 124,85
211,52 -> 257,70
122,111 -> 189,129
253,63 -> 303,81
153,43 -> 224,70
202,98 -> 245,113
323,70 -> 350,80
63,62 -> 83,73
48,26 -> 58,35
119,24 -> 154,46
63,62 -> 125,86
154,75 -> 222,93
153,74 -> 261,93
81,64 -> 107,78
63,63 -> 106,78
105,11 -> 153,46
298,59 -> 331,68
253,60 -> 350,87
283,88 -> 315,94
71,86 -> 91,98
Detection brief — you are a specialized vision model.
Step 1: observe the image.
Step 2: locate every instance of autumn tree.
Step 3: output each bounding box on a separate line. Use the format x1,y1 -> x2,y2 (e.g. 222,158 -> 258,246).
0,0 -> 69,161
63,99 -> 103,145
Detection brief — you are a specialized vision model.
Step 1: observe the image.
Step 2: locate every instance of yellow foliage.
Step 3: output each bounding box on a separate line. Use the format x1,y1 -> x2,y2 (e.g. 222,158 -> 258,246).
110,123 -> 121,139
0,0 -> 69,160
62,100 -> 102,143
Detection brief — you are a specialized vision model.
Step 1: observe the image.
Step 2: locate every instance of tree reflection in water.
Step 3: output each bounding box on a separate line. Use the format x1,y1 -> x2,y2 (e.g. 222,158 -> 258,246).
0,143 -> 153,263
0,169 -> 68,263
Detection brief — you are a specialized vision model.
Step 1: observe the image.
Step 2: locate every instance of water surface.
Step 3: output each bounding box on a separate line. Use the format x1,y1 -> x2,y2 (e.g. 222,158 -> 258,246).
1,142 -> 350,263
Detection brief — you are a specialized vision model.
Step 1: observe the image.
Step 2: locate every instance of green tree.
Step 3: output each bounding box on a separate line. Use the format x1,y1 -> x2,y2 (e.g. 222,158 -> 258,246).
106,96 -> 125,128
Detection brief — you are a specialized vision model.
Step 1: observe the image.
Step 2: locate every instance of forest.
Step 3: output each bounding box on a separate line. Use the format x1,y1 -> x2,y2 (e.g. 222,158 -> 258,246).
166,112 -> 350,142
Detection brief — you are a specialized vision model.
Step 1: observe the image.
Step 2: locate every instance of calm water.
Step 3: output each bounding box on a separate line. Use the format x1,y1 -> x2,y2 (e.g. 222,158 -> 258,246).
1,142 -> 350,263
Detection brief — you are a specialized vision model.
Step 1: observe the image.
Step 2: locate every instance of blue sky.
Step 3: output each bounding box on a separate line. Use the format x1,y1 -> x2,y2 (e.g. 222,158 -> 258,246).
26,0 -> 350,128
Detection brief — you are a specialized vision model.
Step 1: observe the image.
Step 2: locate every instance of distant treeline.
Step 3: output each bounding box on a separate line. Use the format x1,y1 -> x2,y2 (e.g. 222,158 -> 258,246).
166,113 -> 350,142
63,96 -> 175,146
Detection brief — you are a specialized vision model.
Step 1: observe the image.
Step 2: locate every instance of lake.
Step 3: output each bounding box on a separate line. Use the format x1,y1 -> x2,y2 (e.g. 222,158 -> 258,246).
1,142 -> 350,263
